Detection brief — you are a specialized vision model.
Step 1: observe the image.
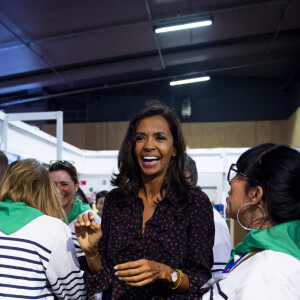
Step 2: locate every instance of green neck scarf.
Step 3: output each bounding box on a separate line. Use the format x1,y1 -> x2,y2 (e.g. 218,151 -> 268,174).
0,199 -> 44,235
67,199 -> 91,223
227,220 -> 300,266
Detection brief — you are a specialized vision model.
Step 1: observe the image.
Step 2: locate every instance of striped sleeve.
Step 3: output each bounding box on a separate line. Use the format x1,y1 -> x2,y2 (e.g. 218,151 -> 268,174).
45,224 -> 87,299
0,236 -> 54,299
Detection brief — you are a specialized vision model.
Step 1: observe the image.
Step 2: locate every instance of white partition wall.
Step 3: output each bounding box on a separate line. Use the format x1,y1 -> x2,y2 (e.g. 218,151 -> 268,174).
0,111 -> 64,160
187,148 -> 247,207
79,150 -> 119,192
2,119 -> 83,166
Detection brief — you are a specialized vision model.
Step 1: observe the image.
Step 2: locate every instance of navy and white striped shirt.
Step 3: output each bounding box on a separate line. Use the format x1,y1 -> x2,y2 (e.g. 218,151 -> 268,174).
0,215 -> 87,299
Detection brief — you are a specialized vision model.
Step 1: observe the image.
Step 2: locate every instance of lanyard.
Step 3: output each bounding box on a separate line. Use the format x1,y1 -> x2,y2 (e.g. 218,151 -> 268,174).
222,249 -> 263,274
222,253 -> 247,274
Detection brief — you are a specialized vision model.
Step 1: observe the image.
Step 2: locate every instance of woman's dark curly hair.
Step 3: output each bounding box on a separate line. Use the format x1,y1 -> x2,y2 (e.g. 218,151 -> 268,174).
111,101 -> 193,215
236,143 -> 300,224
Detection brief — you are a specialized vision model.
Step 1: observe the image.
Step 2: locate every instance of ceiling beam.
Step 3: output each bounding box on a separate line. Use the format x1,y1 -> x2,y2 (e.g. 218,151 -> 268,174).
144,0 -> 165,70
0,19 -> 73,88
266,0 -> 293,54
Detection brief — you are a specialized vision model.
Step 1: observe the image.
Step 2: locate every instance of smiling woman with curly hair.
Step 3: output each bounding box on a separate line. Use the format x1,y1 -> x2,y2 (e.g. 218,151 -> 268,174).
75,101 -> 215,299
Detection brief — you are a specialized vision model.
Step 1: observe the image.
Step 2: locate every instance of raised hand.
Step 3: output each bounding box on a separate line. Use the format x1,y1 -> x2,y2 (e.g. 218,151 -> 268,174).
114,259 -> 171,287
74,211 -> 102,256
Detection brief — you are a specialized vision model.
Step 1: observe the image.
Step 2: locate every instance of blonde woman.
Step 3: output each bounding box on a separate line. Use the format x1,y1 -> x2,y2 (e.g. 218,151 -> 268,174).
0,159 -> 87,299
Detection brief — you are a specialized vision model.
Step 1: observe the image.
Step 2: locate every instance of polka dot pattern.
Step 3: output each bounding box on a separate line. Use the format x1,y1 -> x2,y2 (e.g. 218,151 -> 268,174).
85,188 -> 214,299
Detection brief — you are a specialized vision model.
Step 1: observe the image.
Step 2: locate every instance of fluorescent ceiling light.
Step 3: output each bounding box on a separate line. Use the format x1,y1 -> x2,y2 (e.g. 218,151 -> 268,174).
170,76 -> 210,86
155,20 -> 212,33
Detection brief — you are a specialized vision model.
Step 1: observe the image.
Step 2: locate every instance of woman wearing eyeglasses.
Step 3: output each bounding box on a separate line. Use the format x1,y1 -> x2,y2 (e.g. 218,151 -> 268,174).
0,159 -> 87,299
49,160 -> 101,257
74,102 -> 214,299
201,143 -> 300,300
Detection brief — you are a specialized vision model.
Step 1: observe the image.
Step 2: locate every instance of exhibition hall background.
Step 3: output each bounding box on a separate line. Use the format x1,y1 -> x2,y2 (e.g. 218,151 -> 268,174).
37,77 -> 300,150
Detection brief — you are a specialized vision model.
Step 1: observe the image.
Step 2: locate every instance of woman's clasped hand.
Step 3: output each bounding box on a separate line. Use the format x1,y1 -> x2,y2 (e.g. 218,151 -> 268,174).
114,259 -> 167,286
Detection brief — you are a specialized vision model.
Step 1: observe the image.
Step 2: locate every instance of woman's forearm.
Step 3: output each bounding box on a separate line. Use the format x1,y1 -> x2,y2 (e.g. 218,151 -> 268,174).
85,251 -> 102,274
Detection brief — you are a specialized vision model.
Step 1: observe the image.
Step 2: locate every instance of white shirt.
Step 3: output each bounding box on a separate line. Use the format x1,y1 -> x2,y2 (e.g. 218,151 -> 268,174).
211,208 -> 231,276
202,250 -> 300,300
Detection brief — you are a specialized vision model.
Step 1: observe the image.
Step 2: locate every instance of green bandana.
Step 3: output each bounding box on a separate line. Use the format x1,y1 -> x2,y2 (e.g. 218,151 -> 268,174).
227,220 -> 300,266
67,199 -> 91,223
0,199 -> 44,235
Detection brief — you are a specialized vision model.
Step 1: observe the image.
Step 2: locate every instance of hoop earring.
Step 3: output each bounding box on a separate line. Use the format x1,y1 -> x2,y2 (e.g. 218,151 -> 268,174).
236,203 -> 265,231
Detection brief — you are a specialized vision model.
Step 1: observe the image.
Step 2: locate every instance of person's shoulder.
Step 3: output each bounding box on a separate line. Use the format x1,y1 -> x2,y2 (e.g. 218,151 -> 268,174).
183,187 -> 213,217
234,250 -> 300,280
187,187 -> 211,203
106,188 -> 118,198
257,250 -> 300,270
214,251 -> 300,300
33,214 -> 68,229
20,215 -> 72,246
227,249 -> 300,297
266,251 -> 300,284
103,188 -> 120,205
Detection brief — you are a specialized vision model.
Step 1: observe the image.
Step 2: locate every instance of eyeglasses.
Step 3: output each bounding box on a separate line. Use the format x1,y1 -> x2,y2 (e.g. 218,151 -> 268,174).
49,160 -> 75,166
227,163 -> 248,183
227,163 -> 259,184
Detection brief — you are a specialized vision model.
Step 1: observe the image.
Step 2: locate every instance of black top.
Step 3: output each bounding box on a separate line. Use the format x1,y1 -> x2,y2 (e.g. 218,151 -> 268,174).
85,187 -> 214,299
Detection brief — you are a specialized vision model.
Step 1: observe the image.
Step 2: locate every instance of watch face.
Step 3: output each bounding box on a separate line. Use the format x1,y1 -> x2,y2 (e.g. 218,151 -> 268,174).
171,270 -> 178,283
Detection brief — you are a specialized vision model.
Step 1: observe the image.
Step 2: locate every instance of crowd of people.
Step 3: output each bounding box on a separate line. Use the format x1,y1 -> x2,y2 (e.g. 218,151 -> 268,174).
0,101 -> 299,299
0,158 -> 87,299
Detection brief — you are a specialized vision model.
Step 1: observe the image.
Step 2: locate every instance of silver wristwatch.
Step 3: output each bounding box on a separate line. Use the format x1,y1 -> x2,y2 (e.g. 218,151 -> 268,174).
171,269 -> 178,283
